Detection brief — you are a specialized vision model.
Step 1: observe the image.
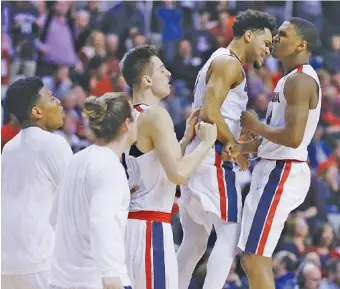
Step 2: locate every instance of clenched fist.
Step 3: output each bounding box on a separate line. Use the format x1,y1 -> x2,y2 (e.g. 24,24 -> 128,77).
195,121 -> 217,145
240,110 -> 261,133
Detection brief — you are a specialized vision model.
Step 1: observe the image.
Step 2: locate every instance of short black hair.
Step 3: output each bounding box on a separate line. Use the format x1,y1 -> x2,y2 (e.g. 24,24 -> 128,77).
289,17 -> 319,53
281,255 -> 298,273
120,45 -> 157,88
5,77 -> 44,125
233,9 -> 277,37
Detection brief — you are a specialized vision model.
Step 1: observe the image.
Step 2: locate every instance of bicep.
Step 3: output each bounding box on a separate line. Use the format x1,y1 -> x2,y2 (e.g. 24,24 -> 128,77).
147,109 -> 182,177
202,59 -> 240,115
284,75 -> 314,136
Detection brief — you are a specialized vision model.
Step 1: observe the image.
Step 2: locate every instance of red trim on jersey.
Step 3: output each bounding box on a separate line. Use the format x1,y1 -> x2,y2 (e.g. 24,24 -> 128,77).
128,211 -> 172,223
145,221 -> 152,289
297,66 -> 303,72
214,152 -> 227,221
135,106 -> 144,113
256,161 -> 292,255
261,158 -> 306,163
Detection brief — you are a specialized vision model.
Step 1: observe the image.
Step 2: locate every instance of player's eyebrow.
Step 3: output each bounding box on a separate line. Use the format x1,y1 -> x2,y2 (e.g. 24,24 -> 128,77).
158,64 -> 165,69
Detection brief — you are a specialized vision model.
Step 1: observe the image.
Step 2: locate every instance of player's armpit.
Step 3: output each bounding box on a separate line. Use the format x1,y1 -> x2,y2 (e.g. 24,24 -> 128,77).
200,56 -> 243,145
283,73 -> 317,148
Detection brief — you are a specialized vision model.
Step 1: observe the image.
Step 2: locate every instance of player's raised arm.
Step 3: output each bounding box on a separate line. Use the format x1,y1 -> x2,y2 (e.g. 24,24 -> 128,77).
241,72 -> 317,148
201,56 -> 243,145
143,106 -> 217,185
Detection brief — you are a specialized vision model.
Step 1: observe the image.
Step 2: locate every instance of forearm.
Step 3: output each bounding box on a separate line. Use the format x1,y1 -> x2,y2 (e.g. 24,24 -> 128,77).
175,141 -> 212,184
254,124 -> 298,148
179,138 -> 190,156
240,138 -> 262,154
202,111 -> 235,144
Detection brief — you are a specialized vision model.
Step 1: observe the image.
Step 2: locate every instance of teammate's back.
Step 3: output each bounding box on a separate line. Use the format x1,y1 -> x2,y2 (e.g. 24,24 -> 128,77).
124,105 -> 176,213
2,128 -> 71,274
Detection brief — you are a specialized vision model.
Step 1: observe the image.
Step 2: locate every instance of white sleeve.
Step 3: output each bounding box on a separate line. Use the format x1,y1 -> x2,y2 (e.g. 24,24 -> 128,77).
47,136 -> 73,229
89,161 -> 130,279
46,135 -> 73,188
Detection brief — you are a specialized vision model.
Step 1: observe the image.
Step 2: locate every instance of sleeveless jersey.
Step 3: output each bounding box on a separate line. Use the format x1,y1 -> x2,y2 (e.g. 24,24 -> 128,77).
258,64 -> 322,161
192,47 -> 248,140
122,104 -> 177,213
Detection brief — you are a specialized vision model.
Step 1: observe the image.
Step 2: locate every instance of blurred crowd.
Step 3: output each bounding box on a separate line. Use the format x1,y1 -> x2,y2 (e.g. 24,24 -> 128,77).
1,1 -> 340,288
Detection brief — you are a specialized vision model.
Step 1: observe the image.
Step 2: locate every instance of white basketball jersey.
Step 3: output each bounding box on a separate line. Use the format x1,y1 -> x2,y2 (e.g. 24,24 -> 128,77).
122,104 -> 177,213
192,48 -> 248,140
258,64 -> 322,161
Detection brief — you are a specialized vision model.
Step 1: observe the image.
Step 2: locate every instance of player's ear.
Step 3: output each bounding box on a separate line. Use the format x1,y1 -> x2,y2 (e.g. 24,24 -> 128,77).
297,40 -> 307,52
244,30 -> 253,43
120,118 -> 130,134
141,75 -> 152,88
31,106 -> 44,120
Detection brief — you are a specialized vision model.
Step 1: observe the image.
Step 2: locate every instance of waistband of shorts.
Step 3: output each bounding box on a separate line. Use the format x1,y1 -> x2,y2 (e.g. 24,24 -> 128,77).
128,211 -> 171,223
260,158 -> 306,163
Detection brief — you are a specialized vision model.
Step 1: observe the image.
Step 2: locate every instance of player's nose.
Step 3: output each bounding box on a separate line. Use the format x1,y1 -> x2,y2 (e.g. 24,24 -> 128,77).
166,69 -> 171,78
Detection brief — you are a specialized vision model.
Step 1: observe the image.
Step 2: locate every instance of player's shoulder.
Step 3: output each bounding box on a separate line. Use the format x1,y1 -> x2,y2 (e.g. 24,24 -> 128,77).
210,53 -> 241,71
139,105 -> 173,128
285,69 -> 318,94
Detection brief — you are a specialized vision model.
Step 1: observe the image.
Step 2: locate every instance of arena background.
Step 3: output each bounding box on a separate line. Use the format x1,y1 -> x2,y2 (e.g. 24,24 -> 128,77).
1,1 -> 340,288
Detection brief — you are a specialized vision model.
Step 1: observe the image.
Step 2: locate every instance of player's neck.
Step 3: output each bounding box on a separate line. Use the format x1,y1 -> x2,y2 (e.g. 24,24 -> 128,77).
133,88 -> 160,106
281,54 -> 310,74
227,40 -> 247,65
100,138 -> 128,158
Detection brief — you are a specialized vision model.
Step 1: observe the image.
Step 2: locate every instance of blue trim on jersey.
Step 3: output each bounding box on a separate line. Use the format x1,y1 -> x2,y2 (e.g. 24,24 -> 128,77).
215,140 -> 238,222
124,287 -> 132,289
152,222 -> 166,289
245,160 -> 285,253
224,162 -> 238,222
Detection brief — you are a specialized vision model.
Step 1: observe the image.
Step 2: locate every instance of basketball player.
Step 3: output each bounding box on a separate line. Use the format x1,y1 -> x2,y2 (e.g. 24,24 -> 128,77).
176,10 -> 277,289
228,18 -> 321,289
1,77 -> 73,289
49,93 -> 135,289
120,45 -> 217,289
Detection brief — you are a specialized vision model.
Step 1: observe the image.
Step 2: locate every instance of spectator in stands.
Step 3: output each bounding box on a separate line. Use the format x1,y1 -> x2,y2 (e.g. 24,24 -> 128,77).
75,10 -> 90,52
42,65 -> 73,100
192,10 -> 216,63
323,34 -> 340,74
209,10 -> 234,48
101,2 -> 144,36
170,39 -> 201,90
311,223 -> 339,270
279,217 -> 309,259
295,173 -> 328,230
272,251 -> 298,289
35,1 -> 81,77
318,161 -> 340,231
106,33 -> 119,57
308,125 -> 332,170
1,114 -> 20,151
320,259 -> 340,289
9,1 -> 39,82
223,259 -> 242,289
296,262 -> 322,289
157,0 -> 183,63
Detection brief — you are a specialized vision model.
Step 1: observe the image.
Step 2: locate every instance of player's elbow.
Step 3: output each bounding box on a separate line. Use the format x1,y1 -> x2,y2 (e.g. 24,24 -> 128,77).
169,173 -> 186,185
166,170 -> 187,185
289,134 -> 303,148
201,105 -> 217,124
